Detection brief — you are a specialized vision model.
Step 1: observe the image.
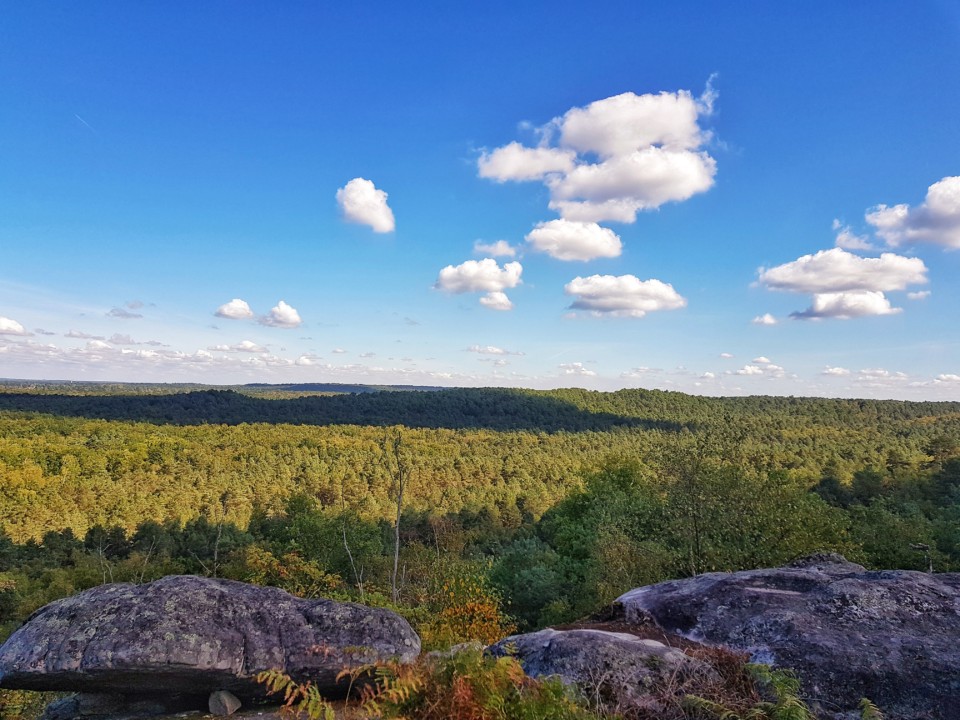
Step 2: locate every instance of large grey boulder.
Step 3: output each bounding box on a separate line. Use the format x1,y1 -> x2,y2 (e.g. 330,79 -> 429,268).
615,553 -> 960,718
0,575 -> 420,700
489,628 -> 718,714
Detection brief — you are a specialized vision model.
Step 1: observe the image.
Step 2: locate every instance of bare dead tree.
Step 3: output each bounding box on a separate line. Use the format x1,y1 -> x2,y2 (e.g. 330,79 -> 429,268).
95,536 -> 114,585
339,473 -> 365,601
379,429 -> 409,604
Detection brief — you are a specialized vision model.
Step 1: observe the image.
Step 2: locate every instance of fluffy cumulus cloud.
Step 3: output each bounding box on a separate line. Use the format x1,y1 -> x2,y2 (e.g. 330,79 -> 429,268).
525,219 -> 622,261
478,84 -> 717,224
260,300 -> 302,328
758,248 -> 926,293
907,291 -> 931,301
478,142 -> 576,181
832,220 -> 875,251
792,291 -> 899,320
474,240 -> 517,257
0,317 -> 30,336
758,247 -> 928,320
564,274 -> 686,318
559,362 -> 596,377
216,298 -> 255,320
435,259 -> 522,310
823,366 -> 851,376
479,292 -> 514,311
336,177 -> 396,233
752,313 -> 778,325
734,363 -> 785,378
866,176 -> 960,248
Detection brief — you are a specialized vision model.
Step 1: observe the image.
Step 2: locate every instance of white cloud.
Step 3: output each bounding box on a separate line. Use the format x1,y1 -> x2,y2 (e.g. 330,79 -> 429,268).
0,317 -> 30,336
65,330 -> 104,340
435,259 -> 522,310
758,247 -> 927,320
753,356 -> 771,364
559,362 -> 596,377
478,85 -> 718,224
832,219 -> 875,251
332,348 -> 348,354
701,371 -> 716,379
546,147 -> 716,223
719,352 -> 734,359
735,363 -> 785,378
792,290 -> 900,320
473,240 -> 517,257
216,298 -> 254,320
467,345 -> 522,355
479,291 -> 514,311
108,307 -> 142,319
823,366 -> 851,376
86,340 -> 111,350
564,274 -> 686,318
858,368 -> 908,381
758,248 -> 927,294
336,177 -> 396,233
478,142 -> 576,182
866,176 -> 960,248
936,374 -> 960,383
752,313 -> 778,326
109,334 -> 137,345
525,219 -> 622,261
209,340 -> 268,353
560,89 -> 709,157
436,259 -> 523,294
621,366 -> 657,378
259,300 -> 302,328
907,290 -> 931,301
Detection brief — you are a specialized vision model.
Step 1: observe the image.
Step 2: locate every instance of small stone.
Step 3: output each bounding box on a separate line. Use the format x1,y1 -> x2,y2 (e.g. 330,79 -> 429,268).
209,690 -> 241,716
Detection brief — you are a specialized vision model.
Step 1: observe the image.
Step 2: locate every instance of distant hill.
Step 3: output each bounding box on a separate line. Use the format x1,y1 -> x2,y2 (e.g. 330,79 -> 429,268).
1,380 -> 959,435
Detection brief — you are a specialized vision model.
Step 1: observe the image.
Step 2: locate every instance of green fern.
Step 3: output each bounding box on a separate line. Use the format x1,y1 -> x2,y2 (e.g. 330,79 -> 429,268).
683,694 -> 748,719
684,664 -> 814,720
859,698 -> 885,720
255,668 -> 336,720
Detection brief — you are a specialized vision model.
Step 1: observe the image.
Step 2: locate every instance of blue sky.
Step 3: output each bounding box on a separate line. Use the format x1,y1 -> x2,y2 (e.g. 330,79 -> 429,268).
2,2 -> 960,399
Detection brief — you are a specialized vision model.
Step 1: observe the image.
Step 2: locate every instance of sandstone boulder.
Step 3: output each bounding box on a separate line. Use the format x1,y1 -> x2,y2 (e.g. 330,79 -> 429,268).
0,575 -> 420,700
615,553 -> 960,718
489,628 -> 718,714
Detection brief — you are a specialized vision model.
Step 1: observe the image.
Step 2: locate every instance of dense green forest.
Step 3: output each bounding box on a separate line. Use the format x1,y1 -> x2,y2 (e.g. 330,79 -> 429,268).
2,382 -> 960,648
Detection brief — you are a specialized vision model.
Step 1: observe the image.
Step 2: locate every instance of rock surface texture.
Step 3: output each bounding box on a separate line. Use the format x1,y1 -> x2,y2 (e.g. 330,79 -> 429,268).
0,575 -> 420,700
616,553 -> 960,719
489,628 -> 718,714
